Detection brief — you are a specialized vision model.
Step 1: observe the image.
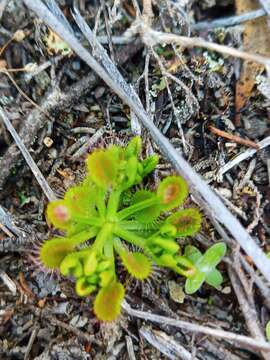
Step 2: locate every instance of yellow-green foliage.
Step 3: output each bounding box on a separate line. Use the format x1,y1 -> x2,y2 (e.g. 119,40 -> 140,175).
40,137 -> 226,321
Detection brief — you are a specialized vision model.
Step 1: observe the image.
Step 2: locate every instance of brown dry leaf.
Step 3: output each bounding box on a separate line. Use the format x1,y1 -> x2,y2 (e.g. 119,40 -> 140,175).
235,0 -> 270,125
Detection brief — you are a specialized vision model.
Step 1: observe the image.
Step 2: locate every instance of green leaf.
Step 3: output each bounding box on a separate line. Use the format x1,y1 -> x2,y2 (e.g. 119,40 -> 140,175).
125,136 -> 142,158
196,243 -> 226,274
46,200 -> 72,230
140,155 -> 159,177
120,251 -> 151,280
151,236 -> 179,254
266,321 -> 270,341
64,183 -> 98,217
123,156 -> 138,188
184,245 -> 202,264
158,253 -> 178,267
206,269 -> 223,288
86,149 -> 118,188
94,281 -> 125,321
99,270 -> 115,287
60,253 -> 83,278
84,251 -> 98,276
160,224 -> 177,237
166,208 -> 202,237
76,277 -> 96,296
157,176 -> 188,211
185,272 -> 206,294
39,237 -> 75,269
132,190 -> 161,224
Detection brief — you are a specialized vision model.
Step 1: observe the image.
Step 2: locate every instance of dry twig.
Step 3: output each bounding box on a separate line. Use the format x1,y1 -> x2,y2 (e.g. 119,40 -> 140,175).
122,300 -> 270,352
218,136 -> 270,179
228,267 -> 268,359
0,107 -> 56,201
192,8 -> 266,31
209,125 -> 259,149
140,28 -> 270,69
140,326 -> 197,360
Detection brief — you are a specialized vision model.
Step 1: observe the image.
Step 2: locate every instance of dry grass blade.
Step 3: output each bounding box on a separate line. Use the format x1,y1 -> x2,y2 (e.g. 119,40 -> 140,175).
140,326 -> 197,360
0,107 -> 56,202
192,8 -> 266,31
123,301 -> 270,352
21,0 -> 270,283
218,136 -> 270,177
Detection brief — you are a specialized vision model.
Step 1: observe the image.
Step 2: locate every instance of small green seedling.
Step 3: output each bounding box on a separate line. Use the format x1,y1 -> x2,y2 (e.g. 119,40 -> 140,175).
39,137 -> 226,321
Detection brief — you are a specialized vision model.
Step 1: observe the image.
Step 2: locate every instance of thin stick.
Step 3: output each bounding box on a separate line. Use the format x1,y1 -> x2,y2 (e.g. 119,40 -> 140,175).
22,0 -> 270,283
142,28 -> 270,69
3,71 -> 50,119
209,125 -> 259,149
191,8 -> 266,31
24,327 -> 38,360
71,127 -> 105,160
218,136 -> 270,178
0,107 -> 56,202
259,0 -> 270,16
0,223 -> 14,238
140,326 -> 198,360
122,301 -> 270,352
0,205 -> 22,237
228,267 -> 268,359
142,0 -> 153,24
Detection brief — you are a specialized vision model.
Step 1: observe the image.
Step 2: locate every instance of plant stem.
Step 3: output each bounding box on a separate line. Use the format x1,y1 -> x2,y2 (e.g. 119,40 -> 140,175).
117,197 -> 160,220
68,227 -> 99,246
92,223 -> 114,253
112,237 -> 125,256
107,190 -> 121,219
119,220 -> 160,231
72,214 -> 103,227
113,225 -> 146,249
96,188 -> 106,218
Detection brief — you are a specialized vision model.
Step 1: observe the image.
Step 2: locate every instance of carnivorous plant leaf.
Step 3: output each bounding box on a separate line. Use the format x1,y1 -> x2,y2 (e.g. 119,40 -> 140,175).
157,176 -> 189,211
94,281 -> 125,321
120,251 -> 151,280
166,208 -> 202,237
86,149 -> 118,188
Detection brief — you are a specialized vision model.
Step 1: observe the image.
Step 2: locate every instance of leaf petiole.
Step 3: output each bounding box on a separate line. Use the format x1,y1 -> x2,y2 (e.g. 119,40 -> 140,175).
117,197 -> 161,220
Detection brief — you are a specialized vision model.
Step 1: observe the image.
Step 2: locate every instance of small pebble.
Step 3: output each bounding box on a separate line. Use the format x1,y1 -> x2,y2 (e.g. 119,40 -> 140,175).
43,136 -> 54,148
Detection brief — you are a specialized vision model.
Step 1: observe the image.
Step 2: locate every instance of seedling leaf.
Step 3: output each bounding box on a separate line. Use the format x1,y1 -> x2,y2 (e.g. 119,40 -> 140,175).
196,243 -> 226,274
184,245 -> 202,264
206,269 -> 223,289
185,271 -> 206,294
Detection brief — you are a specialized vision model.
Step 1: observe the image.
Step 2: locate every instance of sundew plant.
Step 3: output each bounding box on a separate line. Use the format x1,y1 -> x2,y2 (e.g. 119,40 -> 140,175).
39,137 -> 226,321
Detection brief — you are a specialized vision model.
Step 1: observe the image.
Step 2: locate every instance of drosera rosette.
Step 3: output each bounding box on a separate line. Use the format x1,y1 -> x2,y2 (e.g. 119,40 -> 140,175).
38,136 -> 226,321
